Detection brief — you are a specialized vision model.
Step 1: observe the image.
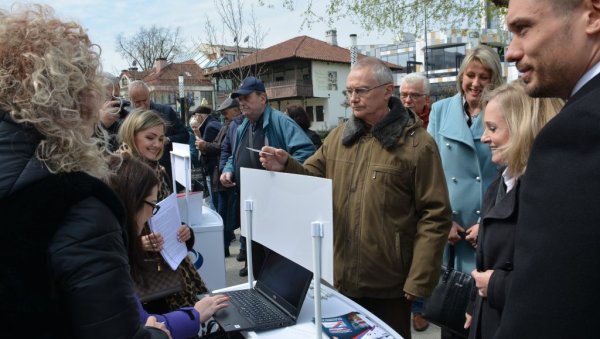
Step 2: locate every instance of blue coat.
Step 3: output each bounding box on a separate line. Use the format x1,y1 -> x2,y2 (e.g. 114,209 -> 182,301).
427,93 -> 497,273
223,105 -> 315,175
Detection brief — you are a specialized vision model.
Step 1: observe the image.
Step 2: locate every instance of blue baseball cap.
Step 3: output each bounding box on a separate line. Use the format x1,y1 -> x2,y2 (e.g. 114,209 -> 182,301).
231,76 -> 266,98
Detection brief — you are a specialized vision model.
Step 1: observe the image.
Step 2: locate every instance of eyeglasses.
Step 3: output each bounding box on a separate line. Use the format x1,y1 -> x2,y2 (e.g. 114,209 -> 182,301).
343,83 -> 390,99
144,200 -> 160,215
400,92 -> 426,100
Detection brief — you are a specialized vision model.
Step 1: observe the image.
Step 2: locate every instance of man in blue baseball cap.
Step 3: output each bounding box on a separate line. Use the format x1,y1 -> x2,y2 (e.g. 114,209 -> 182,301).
220,76 -> 316,276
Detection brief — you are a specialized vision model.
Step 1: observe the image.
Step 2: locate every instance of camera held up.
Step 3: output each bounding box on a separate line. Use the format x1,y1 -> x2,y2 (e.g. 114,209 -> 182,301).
114,97 -> 131,119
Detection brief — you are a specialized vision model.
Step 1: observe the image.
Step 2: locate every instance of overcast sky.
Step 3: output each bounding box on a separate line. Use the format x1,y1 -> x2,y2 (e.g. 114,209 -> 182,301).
2,0 -> 396,75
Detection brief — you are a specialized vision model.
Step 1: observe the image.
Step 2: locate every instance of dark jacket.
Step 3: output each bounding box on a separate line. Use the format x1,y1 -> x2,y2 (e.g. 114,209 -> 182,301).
0,111 -> 167,339
495,73 -> 600,338
469,175 -> 519,339
304,128 -> 322,148
198,115 -> 222,190
204,119 -> 231,192
220,114 -> 244,172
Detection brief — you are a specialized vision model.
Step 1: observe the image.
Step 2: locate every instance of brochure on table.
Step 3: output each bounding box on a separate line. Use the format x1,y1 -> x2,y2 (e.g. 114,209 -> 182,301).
239,168 -> 333,284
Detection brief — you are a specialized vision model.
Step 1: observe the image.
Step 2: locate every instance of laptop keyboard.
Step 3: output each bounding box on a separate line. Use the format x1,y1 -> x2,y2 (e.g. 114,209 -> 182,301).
228,289 -> 289,324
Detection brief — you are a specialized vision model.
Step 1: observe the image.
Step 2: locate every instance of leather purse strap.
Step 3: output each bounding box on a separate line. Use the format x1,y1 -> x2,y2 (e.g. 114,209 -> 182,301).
446,245 -> 456,270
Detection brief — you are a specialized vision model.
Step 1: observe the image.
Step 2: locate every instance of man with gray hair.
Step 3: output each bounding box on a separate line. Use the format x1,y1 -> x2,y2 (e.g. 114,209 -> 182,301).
128,80 -> 188,180
493,0 -> 600,338
259,57 -> 451,338
399,73 -> 431,129
399,73 -> 433,332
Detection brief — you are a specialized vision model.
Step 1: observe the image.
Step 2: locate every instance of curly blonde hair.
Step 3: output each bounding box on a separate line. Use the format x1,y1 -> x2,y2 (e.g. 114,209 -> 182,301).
0,4 -> 109,179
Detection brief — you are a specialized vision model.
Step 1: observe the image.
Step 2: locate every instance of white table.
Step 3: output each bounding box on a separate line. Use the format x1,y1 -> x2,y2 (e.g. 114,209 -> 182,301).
214,281 -> 403,338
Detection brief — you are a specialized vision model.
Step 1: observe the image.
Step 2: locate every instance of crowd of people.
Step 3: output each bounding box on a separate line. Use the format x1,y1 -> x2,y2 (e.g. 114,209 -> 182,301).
2,1 -> 599,338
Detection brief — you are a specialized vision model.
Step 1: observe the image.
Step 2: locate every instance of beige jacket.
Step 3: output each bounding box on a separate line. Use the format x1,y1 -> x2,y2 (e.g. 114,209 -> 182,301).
286,97 -> 451,298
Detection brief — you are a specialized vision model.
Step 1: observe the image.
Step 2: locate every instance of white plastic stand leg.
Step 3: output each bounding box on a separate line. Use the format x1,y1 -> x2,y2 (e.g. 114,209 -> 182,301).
311,221 -> 324,339
244,199 -> 254,288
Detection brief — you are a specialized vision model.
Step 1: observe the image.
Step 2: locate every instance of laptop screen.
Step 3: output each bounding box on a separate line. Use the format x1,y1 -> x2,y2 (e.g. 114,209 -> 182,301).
255,249 -> 314,318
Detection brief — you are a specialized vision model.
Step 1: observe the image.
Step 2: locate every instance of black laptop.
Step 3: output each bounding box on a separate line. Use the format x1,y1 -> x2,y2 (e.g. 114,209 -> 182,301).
213,249 -> 314,332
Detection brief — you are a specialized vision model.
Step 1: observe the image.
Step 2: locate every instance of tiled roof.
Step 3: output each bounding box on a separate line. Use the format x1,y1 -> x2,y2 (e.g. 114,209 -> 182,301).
210,35 -> 402,74
121,60 -> 212,86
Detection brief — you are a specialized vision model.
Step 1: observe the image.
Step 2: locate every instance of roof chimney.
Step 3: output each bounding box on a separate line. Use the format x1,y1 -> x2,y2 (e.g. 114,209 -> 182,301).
154,57 -> 168,73
350,34 -> 358,66
326,29 -> 338,46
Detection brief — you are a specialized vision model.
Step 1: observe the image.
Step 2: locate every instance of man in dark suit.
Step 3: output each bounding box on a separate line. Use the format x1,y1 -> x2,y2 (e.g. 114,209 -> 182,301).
495,1 -> 600,338
128,80 -> 189,181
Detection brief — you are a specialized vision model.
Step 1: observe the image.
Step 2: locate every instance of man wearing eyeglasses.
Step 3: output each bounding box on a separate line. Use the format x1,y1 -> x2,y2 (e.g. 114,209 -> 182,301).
399,72 -> 433,332
259,57 -> 451,338
400,73 -> 431,129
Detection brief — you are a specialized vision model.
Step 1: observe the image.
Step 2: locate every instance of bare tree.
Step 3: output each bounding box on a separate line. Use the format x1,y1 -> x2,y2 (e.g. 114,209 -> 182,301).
214,0 -> 264,81
116,25 -> 185,71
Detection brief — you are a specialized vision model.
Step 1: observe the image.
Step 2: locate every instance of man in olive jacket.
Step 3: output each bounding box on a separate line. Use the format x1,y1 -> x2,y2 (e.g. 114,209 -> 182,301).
260,57 -> 452,338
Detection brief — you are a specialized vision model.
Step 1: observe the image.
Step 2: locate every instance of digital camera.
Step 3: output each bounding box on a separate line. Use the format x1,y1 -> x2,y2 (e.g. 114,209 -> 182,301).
114,97 -> 131,119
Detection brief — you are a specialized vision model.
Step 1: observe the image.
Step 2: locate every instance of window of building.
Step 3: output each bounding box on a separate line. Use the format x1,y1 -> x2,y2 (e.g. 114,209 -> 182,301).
328,71 -> 338,91
199,91 -> 212,107
427,44 -> 466,73
306,106 -> 314,122
316,106 -> 324,122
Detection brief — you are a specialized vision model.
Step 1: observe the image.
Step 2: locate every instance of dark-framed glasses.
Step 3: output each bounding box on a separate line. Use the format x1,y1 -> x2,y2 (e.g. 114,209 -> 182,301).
145,200 -> 160,215
343,83 -> 390,99
400,92 -> 426,100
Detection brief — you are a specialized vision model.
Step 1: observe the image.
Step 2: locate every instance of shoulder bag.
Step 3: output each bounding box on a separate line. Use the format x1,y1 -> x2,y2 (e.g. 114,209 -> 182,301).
423,245 -> 474,338
135,225 -> 184,303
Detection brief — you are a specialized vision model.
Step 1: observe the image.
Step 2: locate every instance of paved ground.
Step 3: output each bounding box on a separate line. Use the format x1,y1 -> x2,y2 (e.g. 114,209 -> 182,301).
222,229 -> 441,339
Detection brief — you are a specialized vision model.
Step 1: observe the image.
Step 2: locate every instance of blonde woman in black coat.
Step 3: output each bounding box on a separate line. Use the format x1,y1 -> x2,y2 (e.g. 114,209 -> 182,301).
465,81 -> 563,339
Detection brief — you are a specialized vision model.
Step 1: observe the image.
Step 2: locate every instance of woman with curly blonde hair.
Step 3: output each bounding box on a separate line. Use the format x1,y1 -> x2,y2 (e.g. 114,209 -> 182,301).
0,5 -> 169,338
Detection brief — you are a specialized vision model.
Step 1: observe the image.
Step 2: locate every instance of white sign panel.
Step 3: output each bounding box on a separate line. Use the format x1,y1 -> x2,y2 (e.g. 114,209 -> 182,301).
240,168 -> 334,284
170,142 -> 191,191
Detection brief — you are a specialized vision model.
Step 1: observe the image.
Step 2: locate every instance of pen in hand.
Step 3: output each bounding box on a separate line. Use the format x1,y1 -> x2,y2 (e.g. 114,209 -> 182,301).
246,147 -> 273,156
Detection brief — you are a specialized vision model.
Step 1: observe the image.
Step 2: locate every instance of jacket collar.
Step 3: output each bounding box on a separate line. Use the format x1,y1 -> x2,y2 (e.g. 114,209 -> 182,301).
437,94 -> 484,149
342,96 -> 411,150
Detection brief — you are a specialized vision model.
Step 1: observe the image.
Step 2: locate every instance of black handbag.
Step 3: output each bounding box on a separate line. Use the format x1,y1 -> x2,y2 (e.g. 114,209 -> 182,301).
423,245 -> 475,338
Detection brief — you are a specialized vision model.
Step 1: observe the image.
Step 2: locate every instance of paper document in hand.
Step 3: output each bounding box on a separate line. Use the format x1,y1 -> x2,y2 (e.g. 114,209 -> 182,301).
148,193 -> 188,270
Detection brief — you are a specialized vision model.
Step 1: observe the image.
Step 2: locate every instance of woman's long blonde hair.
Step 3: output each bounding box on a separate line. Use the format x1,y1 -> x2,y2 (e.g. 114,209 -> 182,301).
0,4 -> 109,179
118,108 -> 166,161
481,80 -> 564,178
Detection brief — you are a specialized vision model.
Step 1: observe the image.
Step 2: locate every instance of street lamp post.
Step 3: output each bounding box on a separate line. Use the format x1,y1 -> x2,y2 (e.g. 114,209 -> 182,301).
424,2 -> 429,77
178,74 -> 187,125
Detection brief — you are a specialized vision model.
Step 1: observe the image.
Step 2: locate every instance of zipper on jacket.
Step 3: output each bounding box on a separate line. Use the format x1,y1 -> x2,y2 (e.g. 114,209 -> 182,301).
372,171 -> 377,179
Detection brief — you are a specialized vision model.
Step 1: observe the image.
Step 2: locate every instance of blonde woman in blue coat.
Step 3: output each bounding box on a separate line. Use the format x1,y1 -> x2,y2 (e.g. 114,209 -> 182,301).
427,45 -> 503,339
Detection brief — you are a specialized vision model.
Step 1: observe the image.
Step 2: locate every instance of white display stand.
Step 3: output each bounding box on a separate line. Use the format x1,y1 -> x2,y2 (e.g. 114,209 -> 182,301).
239,168 -> 334,283
188,207 -> 225,291
214,282 -> 403,339
240,168 -> 334,338
171,142 -> 225,291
